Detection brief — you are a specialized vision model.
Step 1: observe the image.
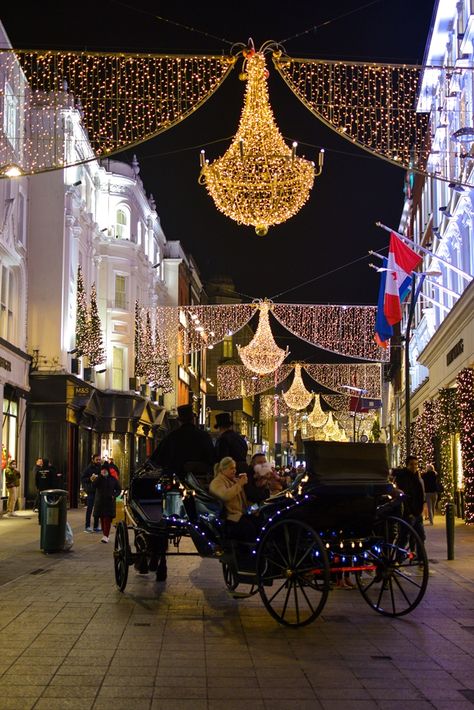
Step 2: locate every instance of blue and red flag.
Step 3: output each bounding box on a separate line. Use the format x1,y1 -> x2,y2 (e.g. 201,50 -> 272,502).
383,232 -> 422,326
374,257 -> 393,348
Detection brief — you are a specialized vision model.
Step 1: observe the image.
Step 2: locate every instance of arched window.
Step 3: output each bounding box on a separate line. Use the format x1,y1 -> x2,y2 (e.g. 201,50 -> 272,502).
115,208 -> 129,239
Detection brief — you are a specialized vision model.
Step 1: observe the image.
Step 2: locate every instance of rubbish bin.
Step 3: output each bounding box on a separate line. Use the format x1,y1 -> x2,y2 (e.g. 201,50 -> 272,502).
40,489 -> 68,553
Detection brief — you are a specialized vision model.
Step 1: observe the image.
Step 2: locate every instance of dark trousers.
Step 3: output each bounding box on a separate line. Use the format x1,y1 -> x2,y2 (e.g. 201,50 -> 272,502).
100,516 -> 112,537
400,514 -> 425,560
85,492 -> 99,529
226,515 -> 258,542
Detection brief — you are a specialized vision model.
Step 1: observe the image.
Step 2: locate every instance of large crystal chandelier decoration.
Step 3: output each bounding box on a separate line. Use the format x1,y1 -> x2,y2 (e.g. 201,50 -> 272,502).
282,364 -> 314,411
307,395 -> 328,428
237,301 -> 289,375
199,47 -> 323,236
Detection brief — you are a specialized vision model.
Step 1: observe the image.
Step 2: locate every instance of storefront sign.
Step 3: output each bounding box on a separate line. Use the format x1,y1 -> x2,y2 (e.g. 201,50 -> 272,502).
0,356 -> 11,372
73,385 -> 91,398
446,339 -> 464,366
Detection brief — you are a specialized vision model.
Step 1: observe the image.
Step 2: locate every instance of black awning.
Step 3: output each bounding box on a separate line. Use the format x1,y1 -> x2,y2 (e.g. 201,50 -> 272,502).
83,390 -> 165,433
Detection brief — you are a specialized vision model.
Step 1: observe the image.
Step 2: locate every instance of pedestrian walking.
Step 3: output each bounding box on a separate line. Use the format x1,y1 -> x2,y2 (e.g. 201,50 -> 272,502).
35,458 -> 56,522
422,463 -> 439,525
5,459 -> 21,516
108,457 -> 120,482
91,462 -> 121,543
393,455 -> 426,561
80,454 -> 102,533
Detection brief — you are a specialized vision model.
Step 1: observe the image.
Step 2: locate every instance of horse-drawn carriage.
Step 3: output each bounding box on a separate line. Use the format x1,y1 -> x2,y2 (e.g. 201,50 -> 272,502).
114,441 -> 428,627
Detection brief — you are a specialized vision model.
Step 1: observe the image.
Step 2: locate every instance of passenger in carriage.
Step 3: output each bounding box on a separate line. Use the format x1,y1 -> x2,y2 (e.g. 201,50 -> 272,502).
210,457 -> 258,542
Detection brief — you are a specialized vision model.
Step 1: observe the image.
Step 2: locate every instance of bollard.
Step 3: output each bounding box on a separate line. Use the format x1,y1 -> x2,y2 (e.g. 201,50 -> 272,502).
445,502 -> 455,560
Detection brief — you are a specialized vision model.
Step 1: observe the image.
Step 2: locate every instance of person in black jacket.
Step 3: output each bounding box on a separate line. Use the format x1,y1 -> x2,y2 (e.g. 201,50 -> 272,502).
393,455 -> 426,559
214,412 -> 248,473
80,454 -> 101,533
149,404 -> 215,483
92,462 -> 121,543
422,463 -> 439,525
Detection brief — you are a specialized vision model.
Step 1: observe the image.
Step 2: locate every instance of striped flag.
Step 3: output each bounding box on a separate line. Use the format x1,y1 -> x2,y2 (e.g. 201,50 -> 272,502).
384,233 -> 422,326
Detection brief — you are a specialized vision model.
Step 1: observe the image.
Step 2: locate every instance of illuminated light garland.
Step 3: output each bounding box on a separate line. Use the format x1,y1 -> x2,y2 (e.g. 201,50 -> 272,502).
0,49 -> 234,175
217,364 -> 293,400
199,51 -> 319,235
260,394 -> 290,420
307,395 -> 328,428
237,301 -> 289,374
151,302 -> 384,362
457,368 -> 474,525
282,364 -> 313,410
273,54 -> 469,185
322,394 -> 350,412
272,304 -> 388,362
304,363 -> 382,399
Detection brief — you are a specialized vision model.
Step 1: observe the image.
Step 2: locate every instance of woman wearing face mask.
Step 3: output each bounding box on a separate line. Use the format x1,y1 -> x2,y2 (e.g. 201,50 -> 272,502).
91,462 -> 121,543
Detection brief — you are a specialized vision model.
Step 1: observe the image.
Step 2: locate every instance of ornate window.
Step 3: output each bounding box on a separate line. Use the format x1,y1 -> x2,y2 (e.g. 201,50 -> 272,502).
115,208 -> 129,239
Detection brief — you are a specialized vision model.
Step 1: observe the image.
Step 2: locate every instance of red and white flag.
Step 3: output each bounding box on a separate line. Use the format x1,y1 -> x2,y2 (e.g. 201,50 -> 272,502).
383,232 -> 422,325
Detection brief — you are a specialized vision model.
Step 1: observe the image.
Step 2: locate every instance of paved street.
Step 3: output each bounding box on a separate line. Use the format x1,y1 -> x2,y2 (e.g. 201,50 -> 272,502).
0,509 -> 473,710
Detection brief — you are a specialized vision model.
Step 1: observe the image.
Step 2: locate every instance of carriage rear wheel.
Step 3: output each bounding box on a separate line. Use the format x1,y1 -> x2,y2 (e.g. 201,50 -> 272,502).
114,521 -> 131,592
356,515 -> 429,617
256,518 -> 330,627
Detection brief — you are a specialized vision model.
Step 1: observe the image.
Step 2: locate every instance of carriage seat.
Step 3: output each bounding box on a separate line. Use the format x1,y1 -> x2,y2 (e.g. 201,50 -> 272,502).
129,475 -> 165,523
185,472 -> 224,517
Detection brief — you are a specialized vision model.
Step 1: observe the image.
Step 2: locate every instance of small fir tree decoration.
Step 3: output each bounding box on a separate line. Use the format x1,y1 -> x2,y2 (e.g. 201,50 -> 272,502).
457,368 -> 474,524
371,417 -> 381,442
86,283 -> 106,366
75,265 -> 88,355
134,300 -> 143,378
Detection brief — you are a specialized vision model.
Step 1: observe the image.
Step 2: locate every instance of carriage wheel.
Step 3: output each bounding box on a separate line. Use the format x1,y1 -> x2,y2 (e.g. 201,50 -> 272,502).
356,516 -> 429,617
256,518 -> 330,627
222,562 -> 239,591
114,521 -> 131,592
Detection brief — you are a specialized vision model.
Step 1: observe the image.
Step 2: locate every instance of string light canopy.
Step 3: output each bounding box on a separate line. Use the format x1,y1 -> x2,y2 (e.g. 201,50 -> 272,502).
217,364 -> 293,400
282,364 -> 313,411
0,49 -> 234,176
237,301 -> 289,375
273,53 -> 471,186
199,48 -> 323,235
304,363 -> 382,399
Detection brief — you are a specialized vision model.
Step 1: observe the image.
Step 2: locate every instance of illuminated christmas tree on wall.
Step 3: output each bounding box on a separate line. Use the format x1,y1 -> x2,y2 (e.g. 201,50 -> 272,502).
87,284 -> 106,367
75,265 -> 88,356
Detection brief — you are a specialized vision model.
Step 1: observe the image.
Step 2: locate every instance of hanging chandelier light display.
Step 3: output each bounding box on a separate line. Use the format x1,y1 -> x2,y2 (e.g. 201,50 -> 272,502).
282,363 -> 313,411
199,49 -> 323,236
237,301 -> 289,375
307,395 -> 328,428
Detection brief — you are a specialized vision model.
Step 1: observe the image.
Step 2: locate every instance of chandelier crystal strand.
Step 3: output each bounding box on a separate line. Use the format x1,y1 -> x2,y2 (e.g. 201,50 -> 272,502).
0,49 -> 234,176
282,364 -> 314,410
307,394 -> 328,428
199,51 -> 319,235
237,302 -> 289,375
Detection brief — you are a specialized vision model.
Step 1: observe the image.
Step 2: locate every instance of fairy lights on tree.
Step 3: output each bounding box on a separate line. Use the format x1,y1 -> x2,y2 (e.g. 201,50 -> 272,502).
457,368 -> 474,524
87,284 -> 106,367
75,265 -> 88,356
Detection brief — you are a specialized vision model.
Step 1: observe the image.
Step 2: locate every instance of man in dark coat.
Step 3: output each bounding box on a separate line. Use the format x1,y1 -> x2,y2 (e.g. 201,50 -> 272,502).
214,412 -> 248,473
393,455 -> 426,558
92,462 -> 121,543
80,454 -> 101,533
149,404 -> 215,482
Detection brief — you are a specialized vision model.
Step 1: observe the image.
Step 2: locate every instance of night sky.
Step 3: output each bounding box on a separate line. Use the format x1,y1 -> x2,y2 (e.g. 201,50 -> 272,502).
1,0 -> 435,353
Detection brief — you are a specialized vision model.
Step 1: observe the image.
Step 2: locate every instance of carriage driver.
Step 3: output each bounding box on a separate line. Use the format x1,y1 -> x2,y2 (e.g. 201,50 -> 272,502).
210,457 -> 258,542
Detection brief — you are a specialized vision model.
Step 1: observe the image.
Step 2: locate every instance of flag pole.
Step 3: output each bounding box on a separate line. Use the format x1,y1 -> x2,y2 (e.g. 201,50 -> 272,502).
376,222 -> 473,283
404,273 -> 426,456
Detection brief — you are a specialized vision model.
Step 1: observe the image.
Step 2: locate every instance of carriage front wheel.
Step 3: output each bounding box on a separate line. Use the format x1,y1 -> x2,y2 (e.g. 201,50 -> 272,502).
114,521 -> 131,592
256,518 -> 330,627
356,515 -> 429,617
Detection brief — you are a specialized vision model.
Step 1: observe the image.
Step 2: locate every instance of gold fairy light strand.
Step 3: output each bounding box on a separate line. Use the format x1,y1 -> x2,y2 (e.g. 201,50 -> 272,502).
199,51 -> 320,235
217,364 -> 293,400
304,363 -> 382,399
272,304 -> 388,362
273,55 -> 474,184
307,394 -> 328,428
0,49 -> 234,175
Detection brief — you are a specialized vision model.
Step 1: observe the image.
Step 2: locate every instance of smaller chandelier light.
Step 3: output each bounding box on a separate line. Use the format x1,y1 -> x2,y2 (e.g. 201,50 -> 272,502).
282,363 -> 314,411
237,301 -> 289,375
199,49 -> 322,236
307,394 -> 328,428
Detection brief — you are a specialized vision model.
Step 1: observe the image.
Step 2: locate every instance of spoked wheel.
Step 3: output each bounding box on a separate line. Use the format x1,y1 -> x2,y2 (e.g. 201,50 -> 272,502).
222,561 -> 239,592
114,521 -> 131,592
256,518 -> 330,627
356,516 -> 429,617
